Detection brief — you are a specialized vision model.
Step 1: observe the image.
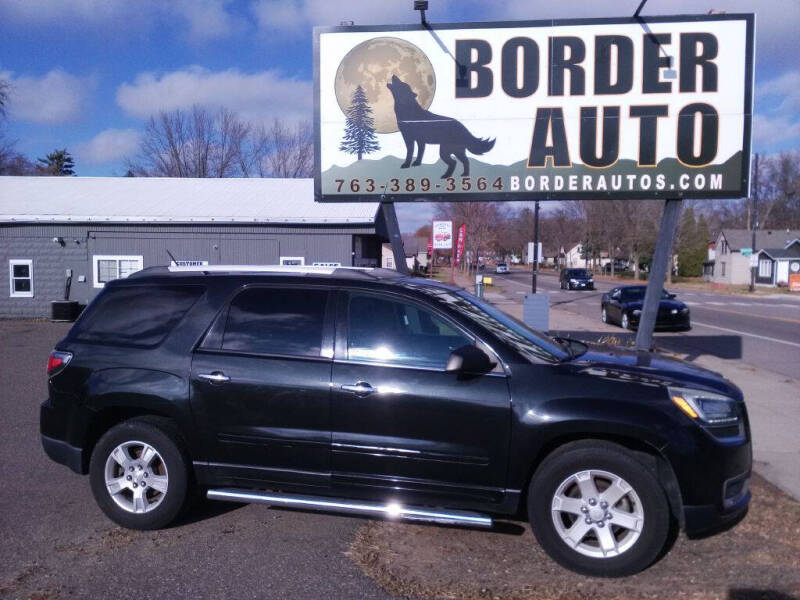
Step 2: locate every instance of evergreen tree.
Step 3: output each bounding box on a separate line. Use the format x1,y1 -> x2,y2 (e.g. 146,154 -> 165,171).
37,148 -> 75,176
339,85 -> 379,160
677,207 -> 709,277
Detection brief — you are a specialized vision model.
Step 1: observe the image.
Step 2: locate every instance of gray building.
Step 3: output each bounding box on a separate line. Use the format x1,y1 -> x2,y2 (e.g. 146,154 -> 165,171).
1,176 -> 386,318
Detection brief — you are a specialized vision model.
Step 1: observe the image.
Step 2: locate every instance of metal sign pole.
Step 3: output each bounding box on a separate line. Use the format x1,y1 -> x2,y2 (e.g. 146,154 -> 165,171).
531,200 -> 540,293
749,153 -> 759,293
380,202 -> 409,275
634,198 -> 682,352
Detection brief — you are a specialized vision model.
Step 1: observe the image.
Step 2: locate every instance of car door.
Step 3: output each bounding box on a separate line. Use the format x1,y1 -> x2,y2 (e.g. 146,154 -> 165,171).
190,284 -> 334,488
330,289 -> 511,503
607,288 -> 623,322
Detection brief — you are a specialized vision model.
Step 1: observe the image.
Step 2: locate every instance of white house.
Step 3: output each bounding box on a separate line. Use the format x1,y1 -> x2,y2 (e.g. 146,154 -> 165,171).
709,229 -> 800,286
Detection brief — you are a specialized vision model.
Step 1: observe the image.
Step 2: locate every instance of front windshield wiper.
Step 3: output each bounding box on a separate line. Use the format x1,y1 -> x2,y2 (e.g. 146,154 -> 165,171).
552,336 -> 589,360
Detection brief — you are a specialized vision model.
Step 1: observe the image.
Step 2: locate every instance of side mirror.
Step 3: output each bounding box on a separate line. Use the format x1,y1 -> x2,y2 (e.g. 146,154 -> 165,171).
667,292 -> 677,299
445,345 -> 496,374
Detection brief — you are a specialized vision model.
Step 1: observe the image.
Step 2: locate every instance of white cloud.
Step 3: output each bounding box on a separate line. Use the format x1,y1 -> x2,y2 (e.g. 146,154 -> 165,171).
753,113 -> 800,149
756,70 -> 800,114
1,69 -> 91,124
251,0 -> 427,33
74,128 -> 141,165
498,0 -> 798,65
116,67 -> 312,124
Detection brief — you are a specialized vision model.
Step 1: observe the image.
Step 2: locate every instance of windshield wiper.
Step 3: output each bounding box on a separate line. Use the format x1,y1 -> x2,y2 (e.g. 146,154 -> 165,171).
552,336 -> 589,360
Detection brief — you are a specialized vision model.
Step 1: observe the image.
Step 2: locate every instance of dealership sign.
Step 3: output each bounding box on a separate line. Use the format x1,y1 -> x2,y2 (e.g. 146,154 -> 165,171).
314,15 -> 754,202
432,220 -> 453,250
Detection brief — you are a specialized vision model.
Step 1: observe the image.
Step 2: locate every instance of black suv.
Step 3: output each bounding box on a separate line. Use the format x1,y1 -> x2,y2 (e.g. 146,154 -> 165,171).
41,266 -> 751,577
560,268 -> 595,290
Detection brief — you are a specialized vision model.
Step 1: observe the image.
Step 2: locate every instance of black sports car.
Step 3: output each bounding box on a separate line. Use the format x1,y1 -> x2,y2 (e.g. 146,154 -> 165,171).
601,285 -> 691,330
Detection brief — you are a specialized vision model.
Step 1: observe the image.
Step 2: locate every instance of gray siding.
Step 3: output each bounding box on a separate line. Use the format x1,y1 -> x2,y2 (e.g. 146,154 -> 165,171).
0,222 -> 376,318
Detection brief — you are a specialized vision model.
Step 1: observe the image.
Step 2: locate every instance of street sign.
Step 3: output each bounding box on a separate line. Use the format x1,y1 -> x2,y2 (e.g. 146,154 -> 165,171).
749,254 -> 758,268
315,14 -> 754,202
432,220 -> 453,249
741,247 -> 753,256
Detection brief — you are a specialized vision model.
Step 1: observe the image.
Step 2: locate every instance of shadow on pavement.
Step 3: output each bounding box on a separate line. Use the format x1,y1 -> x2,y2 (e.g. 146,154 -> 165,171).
728,591 -> 799,600
550,329 -> 743,362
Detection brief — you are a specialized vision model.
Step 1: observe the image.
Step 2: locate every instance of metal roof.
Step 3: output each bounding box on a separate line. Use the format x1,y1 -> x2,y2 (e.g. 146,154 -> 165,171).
719,229 -> 800,251
0,176 -> 379,225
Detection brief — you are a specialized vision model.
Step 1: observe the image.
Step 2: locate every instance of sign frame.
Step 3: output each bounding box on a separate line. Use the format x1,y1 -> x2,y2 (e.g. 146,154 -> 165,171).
314,14 -> 755,203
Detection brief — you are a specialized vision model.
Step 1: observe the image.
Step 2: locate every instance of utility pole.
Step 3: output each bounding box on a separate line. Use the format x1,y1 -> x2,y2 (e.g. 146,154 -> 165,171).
749,153 -> 759,293
531,200 -> 540,293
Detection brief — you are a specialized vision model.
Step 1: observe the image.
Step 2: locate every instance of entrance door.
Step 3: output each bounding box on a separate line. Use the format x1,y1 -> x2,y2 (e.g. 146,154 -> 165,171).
191,285 -> 333,488
330,290 -> 511,502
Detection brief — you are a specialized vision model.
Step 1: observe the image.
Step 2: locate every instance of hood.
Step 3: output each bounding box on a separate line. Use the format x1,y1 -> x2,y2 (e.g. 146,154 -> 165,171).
568,343 -> 740,398
622,299 -> 686,310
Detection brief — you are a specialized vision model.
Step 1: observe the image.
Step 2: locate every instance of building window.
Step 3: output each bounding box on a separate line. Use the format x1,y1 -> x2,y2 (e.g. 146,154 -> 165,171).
720,262 -> 726,277
279,257 -> 305,266
93,255 -> 143,288
758,259 -> 772,278
9,259 -> 33,298
720,239 -> 728,254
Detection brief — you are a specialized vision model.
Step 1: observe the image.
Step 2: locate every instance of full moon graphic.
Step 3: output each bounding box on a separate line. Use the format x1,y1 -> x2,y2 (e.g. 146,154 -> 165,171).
334,37 -> 435,134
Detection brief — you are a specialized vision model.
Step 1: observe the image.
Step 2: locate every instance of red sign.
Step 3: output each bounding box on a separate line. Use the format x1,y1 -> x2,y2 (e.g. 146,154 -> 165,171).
790,273 -> 800,292
455,224 -> 467,266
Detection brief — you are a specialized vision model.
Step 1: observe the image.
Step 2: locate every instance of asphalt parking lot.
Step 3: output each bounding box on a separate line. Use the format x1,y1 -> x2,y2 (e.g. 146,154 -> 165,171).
2,320 -> 799,600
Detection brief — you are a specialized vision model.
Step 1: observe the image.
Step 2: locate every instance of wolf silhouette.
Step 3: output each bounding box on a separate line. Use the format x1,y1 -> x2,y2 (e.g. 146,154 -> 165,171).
386,74 -> 495,178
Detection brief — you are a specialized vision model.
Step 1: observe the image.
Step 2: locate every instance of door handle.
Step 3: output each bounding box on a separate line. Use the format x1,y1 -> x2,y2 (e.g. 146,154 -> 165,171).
197,371 -> 231,384
341,382 -> 375,396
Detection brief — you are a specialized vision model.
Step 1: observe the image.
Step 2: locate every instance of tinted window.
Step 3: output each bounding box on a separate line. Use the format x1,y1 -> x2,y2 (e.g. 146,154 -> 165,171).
223,287 -> 327,357
620,287 -> 671,302
73,285 -> 204,347
347,293 -> 471,369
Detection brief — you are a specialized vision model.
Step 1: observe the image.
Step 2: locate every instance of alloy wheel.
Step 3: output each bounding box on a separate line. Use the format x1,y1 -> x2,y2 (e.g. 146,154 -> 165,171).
550,469 -> 644,559
104,440 -> 169,514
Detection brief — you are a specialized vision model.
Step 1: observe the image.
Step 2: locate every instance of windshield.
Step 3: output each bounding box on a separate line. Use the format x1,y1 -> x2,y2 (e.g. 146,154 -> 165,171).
620,287 -> 672,302
567,269 -> 589,278
401,282 -> 569,362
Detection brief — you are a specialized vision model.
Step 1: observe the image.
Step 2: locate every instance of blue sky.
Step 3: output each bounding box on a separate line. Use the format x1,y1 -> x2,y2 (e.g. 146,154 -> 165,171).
1,0 -> 799,232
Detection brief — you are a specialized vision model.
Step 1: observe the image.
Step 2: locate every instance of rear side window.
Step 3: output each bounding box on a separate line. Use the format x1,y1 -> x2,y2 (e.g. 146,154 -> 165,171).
73,285 -> 204,347
222,287 -> 328,357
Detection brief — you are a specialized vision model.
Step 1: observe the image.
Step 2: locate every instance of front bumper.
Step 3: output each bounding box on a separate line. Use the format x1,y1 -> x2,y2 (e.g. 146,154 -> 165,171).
684,484 -> 750,538
568,282 -> 594,290
629,314 -> 690,330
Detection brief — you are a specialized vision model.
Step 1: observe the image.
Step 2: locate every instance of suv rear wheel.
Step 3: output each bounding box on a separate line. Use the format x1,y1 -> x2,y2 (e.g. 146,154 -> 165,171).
528,441 -> 670,577
89,417 -> 191,530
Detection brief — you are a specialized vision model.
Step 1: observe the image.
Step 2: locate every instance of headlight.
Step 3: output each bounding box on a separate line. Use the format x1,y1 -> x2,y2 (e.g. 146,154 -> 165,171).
680,307 -> 689,314
632,309 -> 641,316
588,278 -> 594,283
668,386 -> 739,425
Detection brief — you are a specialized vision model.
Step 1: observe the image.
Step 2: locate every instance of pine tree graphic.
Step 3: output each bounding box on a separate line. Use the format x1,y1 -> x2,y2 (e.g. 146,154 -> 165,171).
340,85 -> 380,160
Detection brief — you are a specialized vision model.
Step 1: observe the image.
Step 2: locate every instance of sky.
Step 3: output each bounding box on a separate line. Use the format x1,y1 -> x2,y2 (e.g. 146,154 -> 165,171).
1,0 -> 799,233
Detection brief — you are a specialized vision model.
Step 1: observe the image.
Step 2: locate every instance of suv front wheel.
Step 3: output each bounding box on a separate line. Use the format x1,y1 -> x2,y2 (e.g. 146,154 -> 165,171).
89,417 -> 191,530
528,441 -> 671,577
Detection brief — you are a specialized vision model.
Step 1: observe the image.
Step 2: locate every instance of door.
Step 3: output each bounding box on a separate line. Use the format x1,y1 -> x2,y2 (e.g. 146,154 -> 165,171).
606,289 -> 623,322
190,285 -> 334,488
330,290 -> 511,501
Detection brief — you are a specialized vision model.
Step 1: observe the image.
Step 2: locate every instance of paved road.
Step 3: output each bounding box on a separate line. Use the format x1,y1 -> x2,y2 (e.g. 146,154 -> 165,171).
495,269 -> 800,378
0,321 -> 394,600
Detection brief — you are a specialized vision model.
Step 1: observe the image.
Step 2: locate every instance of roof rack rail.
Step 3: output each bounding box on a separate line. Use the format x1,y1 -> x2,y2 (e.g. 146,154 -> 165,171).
167,264 -> 374,275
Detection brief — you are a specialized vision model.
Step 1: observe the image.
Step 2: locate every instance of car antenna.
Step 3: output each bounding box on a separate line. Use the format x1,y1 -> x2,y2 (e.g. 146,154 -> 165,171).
166,249 -> 179,267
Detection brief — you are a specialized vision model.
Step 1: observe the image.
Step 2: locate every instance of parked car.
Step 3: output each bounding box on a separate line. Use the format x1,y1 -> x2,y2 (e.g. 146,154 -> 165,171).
601,286 -> 691,330
603,260 -> 630,274
42,265 -> 748,577
495,262 -> 510,274
559,268 -> 594,290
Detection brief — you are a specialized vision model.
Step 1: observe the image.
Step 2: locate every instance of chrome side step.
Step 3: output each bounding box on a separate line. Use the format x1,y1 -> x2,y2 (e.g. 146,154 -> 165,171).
206,488 -> 493,529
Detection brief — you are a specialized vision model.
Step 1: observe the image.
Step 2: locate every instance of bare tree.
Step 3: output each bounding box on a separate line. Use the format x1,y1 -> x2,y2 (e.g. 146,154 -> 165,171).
128,106 -> 249,178
243,119 -> 313,178
0,78 -> 9,121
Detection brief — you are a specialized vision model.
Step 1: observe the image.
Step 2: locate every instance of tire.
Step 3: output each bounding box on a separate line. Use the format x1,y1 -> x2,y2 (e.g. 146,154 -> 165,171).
601,307 -> 608,324
621,312 -> 631,330
89,417 -> 192,530
528,441 -> 671,577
